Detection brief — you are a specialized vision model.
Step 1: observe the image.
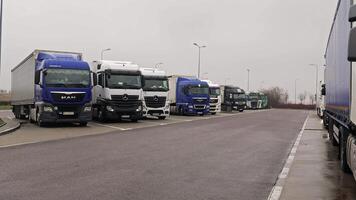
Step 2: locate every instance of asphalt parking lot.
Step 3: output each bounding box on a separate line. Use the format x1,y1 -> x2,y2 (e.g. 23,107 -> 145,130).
0,110 -> 266,148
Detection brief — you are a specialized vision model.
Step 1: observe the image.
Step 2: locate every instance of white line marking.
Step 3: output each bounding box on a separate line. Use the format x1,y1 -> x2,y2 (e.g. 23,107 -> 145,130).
91,122 -> 129,131
267,114 -> 309,200
268,186 -> 283,200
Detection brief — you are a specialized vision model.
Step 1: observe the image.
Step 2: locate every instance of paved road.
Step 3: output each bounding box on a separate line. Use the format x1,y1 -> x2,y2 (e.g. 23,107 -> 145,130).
0,109 -> 308,200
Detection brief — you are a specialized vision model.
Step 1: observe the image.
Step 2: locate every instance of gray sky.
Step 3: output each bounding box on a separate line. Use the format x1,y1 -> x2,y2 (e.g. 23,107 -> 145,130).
0,0 -> 337,102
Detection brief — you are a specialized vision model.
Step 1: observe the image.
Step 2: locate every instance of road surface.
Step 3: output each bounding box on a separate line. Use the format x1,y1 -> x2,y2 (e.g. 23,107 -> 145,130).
0,109 -> 308,200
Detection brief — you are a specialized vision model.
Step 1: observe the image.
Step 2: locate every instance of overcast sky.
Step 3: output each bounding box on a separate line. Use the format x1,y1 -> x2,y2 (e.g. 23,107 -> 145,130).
0,0 -> 337,102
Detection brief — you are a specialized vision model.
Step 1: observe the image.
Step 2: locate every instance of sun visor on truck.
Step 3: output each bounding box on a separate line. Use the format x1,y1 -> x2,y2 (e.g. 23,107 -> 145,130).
105,69 -> 141,75
44,60 -> 90,69
37,52 -> 81,62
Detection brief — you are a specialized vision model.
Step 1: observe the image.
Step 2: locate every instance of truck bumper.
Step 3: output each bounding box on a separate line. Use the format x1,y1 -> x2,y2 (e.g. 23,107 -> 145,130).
143,107 -> 170,117
105,109 -> 143,120
40,111 -> 92,123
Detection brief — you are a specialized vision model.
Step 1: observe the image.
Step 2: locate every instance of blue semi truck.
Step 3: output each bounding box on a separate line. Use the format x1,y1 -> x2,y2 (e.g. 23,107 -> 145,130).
168,75 -> 210,116
11,50 -> 92,126
323,0 -> 356,179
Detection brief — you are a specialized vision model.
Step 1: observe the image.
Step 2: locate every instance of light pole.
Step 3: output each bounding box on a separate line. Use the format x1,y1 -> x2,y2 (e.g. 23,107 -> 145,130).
0,0 -> 3,73
101,48 -> 111,60
295,79 -> 298,104
247,68 -> 250,92
155,62 -> 163,69
309,64 -> 319,109
193,43 -> 206,79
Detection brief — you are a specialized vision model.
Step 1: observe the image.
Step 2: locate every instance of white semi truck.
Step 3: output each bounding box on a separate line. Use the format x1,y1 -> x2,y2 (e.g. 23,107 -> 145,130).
203,80 -> 221,115
91,60 -> 143,122
140,67 -> 170,119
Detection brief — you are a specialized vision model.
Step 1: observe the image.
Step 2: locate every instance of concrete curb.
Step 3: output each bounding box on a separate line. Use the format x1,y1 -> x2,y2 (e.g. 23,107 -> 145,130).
0,118 -> 21,136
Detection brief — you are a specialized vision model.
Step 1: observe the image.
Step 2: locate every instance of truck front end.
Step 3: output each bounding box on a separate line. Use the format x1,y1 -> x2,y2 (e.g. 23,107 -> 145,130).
234,91 -> 247,112
35,59 -> 92,126
209,87 -> 221,114
247,93 -> 259,109
142,73 -> 170,119
177,80 -> 210,116
93,65 -> 143,122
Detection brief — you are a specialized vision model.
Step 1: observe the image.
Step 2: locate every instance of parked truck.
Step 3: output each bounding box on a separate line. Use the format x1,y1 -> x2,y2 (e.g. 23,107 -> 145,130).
168,75 -> 210,116
203,80 -> 221,115
11,50 -> 92,126
92,60 -> 143,122
323,0 -> 356,178
246,92 -> 259,109
259,93 -> 269,109
140,67 -> 170,119
220,86 -> 246,112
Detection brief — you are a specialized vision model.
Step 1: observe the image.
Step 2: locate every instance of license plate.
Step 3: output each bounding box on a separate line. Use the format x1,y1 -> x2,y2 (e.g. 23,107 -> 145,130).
152,113 -> 160,116
121,115 -> 130,118
197,112 -> 203,115
62,112 -> 75,116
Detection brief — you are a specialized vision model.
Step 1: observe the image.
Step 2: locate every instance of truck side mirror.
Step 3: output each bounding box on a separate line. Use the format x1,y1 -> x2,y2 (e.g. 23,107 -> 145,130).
350,5 -> 356,22
348,27 -> 356,61
321,84 -> 326,96
93,72 -> 98,86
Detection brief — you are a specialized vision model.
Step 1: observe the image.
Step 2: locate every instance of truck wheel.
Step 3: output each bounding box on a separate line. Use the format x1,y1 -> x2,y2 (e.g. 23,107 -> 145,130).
328,118 -> 338,146
239,109 -> 244,112
36,111 -> 44,127
131,117 -> 138,122
158,116 -> 166,120
79,122 -> 88,127
339,127 -> 351,173
211,112 -> 217,115
98,109 -> 106,123
323,113 -> 328,129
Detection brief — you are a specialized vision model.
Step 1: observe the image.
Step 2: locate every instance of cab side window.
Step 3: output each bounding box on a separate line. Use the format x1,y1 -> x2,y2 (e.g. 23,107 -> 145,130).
98,73 -> 104,87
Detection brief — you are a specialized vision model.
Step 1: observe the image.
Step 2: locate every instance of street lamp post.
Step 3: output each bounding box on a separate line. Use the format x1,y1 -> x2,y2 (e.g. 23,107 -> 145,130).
295,79 -> 298,104
193,43 -> 206,79
155,62 -> 163,69
247,69 -> 250,92
309,64 -> 319,109
0,0 -> 4,73
101,48 -> 111,60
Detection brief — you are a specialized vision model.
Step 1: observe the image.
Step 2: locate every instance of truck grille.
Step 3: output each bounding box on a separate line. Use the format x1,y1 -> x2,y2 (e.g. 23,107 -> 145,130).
210,99 -> 218,104
194,105 -> 206,110
111,95 -> 139,101
144,96 -> 166,108
51,92 -> 85,103
193,98 -> 208,104
110,95 -> 141,109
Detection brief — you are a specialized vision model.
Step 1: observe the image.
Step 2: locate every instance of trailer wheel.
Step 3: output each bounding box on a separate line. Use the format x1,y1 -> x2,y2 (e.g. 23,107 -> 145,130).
339,127 -> 351,173
36,110 -> 44,127
328,118 -> 338,146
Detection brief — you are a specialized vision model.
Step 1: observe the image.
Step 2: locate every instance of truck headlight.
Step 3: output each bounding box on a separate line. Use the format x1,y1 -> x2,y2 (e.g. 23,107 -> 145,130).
106,106 -> 114,112
84,106 -> 92,112
136,105 -> 142,112
165,102 -> 170,109
43,106 -> 53,112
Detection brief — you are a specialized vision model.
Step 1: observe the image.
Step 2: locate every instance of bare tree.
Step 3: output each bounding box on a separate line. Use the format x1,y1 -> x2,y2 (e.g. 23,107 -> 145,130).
298,92 -> 307,104
260,87 -> 289,107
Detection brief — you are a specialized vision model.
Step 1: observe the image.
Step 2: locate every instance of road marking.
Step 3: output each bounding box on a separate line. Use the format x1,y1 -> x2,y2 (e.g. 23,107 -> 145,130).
90,122 -> 130,131
267,114 -> 309,200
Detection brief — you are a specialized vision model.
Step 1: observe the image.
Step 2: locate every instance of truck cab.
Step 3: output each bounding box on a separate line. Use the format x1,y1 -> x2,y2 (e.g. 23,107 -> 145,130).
247,92 -> 259,109
203,80 -> 221,115
12,50 -> 93,126
168,76 -> 210,116
221,86 -> 246,112
92,60 -> 143,122
140,67 -> 170,120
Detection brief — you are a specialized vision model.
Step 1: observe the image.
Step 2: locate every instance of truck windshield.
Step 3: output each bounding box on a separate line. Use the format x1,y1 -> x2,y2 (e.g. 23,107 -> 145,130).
188,86 -> 209,95
106,74 -> 141,89
143,78 -> 169,91
209,88 -> 220,96
45,69 -> 90,88
237,94 -> 246,99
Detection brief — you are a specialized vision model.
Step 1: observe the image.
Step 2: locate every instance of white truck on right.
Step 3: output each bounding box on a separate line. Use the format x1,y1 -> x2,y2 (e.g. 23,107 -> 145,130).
323,0 -> 356,179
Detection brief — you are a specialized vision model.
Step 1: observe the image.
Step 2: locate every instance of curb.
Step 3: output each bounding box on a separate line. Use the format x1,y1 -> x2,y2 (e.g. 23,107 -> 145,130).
0,120 -> 21,136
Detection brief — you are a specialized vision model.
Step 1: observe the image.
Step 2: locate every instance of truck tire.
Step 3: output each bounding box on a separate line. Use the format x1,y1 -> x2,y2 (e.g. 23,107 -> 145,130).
158,116 -> 166,120
98,108 -> 106,123
211,112 -> 217,115
36,111 -> 45,127
79,122 -> 88,127
328,118 -> 338,146
339,127 -> 351,173
323,113 -> 328,129
239,109 -> 244,112
131,117 -> 138,122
